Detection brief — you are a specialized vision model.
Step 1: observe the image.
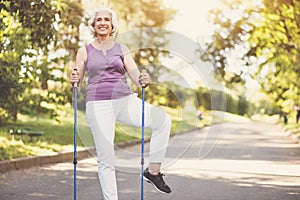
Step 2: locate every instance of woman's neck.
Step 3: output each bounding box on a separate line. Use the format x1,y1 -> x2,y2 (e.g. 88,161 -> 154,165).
93,36 -> 114,51
96,35 -> 112,44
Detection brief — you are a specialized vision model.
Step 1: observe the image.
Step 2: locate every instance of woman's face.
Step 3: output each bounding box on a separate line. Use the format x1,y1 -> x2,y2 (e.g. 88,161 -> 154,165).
93,11 -> 113,37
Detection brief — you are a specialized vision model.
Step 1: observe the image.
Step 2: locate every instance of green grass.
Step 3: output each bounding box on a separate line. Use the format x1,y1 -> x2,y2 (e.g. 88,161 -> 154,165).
0,104 -> 256,161
282,122 -> 300,138
0,106 -> 88,161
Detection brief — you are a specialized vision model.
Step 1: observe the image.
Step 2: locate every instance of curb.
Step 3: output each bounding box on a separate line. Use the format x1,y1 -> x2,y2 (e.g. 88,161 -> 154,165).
0,138 -> 151,173
0,147 -> 96,173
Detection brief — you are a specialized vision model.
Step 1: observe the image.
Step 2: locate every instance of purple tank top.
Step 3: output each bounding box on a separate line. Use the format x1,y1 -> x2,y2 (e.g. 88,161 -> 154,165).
85,42 -> 133,101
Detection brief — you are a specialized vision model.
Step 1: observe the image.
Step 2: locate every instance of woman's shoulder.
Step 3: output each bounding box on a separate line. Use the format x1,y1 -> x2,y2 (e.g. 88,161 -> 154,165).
81,43 -> 94,55
77,45 -> 87,53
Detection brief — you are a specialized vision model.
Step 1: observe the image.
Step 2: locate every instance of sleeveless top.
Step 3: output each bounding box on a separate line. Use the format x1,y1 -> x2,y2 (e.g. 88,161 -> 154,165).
85,42 -> 133,102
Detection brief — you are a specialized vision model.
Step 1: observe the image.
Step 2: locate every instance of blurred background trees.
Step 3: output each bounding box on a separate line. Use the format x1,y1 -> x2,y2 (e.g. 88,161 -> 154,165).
1,0 -> 299,125
200,0 -> 300,118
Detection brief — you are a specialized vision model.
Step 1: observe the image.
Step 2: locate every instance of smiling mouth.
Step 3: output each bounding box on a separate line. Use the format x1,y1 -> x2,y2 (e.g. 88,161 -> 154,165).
99,27 -> 108,31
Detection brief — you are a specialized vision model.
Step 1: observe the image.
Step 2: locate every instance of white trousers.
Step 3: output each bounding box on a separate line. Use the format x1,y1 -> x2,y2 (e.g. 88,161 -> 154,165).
86,93 -> 172,200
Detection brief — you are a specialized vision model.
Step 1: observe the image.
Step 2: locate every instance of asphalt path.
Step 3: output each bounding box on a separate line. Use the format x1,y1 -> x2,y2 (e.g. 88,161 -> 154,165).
1,121 -> 300,200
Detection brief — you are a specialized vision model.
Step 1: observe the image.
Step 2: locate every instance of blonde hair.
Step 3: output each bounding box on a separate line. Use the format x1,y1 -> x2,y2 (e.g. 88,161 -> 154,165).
89,7 -> 118,37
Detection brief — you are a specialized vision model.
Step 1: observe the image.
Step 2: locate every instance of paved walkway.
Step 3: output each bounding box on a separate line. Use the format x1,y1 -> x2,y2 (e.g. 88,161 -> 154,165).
1,122 -> 300,200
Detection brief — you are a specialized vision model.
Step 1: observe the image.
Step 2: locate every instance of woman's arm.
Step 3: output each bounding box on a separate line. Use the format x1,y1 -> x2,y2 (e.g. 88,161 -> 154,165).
70,46 -> 87,92
121,44 -> 150,87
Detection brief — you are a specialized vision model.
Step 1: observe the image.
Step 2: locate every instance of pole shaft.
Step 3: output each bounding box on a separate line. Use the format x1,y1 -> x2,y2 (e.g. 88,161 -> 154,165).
141,86 -> 145,200
73,85 -> 78,200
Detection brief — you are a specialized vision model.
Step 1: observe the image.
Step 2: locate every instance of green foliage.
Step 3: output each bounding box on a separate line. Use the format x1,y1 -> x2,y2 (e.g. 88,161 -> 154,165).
194,86 -> 249,115
253,0 -> 300,112
3,0 -> 57,48
200,0 -> 300,114
0,0 -> 83,124
0,7 -> 31,122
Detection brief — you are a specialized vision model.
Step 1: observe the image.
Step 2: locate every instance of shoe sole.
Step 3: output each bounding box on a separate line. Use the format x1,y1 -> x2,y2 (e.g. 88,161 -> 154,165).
143,176 -> 169,194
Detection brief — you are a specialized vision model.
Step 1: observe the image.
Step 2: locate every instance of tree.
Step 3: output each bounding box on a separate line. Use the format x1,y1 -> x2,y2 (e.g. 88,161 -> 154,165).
199,0 -> 300,114
250,0 -> 300,113
0,0 -> 84,124
0,5 -> 32,122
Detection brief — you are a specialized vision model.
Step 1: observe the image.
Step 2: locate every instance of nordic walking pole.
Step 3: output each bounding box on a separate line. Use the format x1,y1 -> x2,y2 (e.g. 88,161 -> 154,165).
141,85 -> 145,200
72,68 -> 79,200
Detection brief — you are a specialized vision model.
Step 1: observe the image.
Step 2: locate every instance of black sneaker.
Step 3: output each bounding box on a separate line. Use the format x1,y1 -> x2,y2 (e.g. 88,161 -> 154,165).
143,168 -> 171,194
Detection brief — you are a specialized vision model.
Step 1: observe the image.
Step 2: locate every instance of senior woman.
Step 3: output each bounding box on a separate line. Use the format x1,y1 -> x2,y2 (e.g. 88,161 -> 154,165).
70,7 -> 172,200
